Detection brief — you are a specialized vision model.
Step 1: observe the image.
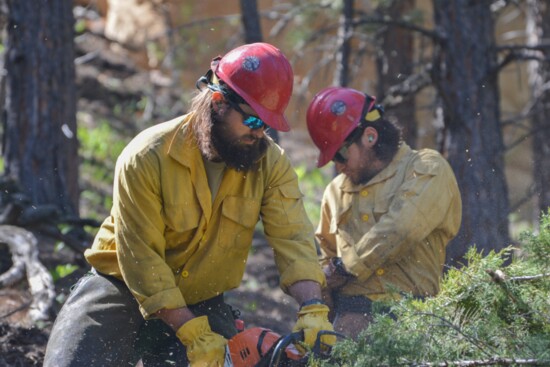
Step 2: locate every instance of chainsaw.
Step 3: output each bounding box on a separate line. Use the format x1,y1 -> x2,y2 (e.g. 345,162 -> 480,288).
223,325 -> 344,367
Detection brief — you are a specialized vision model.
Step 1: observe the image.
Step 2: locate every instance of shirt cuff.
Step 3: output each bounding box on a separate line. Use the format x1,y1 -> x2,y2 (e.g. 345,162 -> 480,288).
279,259 -> 326,293
138,287 -> 186,319
344,249 -> 374,282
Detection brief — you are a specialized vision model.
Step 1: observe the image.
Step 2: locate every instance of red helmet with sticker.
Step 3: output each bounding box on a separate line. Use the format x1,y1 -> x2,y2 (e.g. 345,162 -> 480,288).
213,43 -> 294,132
306,87 -> 380,167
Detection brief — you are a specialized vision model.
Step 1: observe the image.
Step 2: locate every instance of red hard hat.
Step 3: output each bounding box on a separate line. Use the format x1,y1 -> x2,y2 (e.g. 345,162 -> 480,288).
306,87 -> 378,167
213,43 -> 293,132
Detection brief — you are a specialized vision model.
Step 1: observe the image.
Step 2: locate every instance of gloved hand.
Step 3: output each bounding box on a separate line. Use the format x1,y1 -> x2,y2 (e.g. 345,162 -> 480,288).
176,316 -> 228,367
292,304 -> 336,353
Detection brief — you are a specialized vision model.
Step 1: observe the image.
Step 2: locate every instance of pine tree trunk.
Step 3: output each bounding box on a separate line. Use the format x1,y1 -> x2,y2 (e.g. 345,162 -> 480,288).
432,0 -> 511,266
3,0 -> 79,216
528,0 -> 550,217
375,0 -> 417,148
333,0 -> 354,88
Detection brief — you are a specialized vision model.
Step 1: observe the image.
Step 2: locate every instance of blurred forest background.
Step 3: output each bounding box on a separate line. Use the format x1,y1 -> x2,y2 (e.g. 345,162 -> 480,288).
0,0 -> 549,366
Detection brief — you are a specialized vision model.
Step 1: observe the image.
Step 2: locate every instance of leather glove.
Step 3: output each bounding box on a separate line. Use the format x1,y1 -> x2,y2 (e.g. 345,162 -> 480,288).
176,316 -> 228,367
292,304 -> 336,353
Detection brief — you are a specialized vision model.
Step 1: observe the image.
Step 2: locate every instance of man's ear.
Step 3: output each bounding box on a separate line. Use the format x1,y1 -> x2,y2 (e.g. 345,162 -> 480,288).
362,126 -> 378,146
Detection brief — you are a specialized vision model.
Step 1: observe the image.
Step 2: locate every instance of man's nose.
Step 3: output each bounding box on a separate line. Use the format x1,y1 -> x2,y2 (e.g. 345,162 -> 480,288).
250,128 -> 264,139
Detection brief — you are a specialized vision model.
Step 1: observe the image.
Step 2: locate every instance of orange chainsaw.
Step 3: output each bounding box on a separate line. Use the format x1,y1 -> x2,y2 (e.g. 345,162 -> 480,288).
223,326 -> 344,367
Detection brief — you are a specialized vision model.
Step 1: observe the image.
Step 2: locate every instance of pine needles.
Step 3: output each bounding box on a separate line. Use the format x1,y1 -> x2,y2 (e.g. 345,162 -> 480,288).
317,213 -> 550,367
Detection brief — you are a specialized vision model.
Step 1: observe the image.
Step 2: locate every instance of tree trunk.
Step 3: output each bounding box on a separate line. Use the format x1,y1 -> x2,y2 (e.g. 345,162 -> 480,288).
3,0 -> 79,216
333,0 -> 354,87
239,0 -> 279,143
240,0 -> 263,44
527,0 -> 550,217
375,0 -> 418,148
432,0 -> 511,266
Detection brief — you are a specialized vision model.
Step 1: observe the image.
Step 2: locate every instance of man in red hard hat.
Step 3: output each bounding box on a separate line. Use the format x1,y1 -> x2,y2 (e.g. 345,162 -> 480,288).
306,86 -> 462,339
45,43 -> 333,367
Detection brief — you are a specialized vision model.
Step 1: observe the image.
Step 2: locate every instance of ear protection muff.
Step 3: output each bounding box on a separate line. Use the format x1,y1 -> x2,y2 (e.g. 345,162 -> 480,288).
211,91 -> 224,102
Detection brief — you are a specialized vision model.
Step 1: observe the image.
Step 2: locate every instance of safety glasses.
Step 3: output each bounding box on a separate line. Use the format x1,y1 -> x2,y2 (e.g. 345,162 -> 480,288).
332,127 -> 364,164
226,100 -> 266,130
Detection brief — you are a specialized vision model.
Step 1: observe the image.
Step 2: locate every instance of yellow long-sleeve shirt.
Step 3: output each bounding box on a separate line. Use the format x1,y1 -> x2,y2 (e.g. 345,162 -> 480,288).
317,143 -> 462,300
85,113 -> 324,318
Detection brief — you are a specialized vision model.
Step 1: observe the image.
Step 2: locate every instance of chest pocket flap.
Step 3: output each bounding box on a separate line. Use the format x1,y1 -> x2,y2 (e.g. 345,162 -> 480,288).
222,196 -> 260,229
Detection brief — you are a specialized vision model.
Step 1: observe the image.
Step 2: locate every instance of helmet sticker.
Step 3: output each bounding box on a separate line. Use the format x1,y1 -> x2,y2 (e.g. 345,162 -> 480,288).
242,56 -> 260,72
330,100 -> 346,116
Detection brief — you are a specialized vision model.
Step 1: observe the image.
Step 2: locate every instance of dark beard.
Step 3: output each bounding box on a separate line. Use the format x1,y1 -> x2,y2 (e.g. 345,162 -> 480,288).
210,114 -> 268,171
354,170 -> 377,186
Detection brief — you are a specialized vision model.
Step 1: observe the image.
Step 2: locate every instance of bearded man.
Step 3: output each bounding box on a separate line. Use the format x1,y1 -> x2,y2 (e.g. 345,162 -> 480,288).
44,43 -> 333,367
306,87 -> 462,339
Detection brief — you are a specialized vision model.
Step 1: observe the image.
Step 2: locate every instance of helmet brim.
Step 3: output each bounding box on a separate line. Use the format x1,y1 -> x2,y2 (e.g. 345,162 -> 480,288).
250,102 -> 291,132
316,150 -> 333,168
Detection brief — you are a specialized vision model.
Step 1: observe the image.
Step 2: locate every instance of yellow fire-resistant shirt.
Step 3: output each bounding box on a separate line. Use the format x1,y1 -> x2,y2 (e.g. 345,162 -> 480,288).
85,114 -> 324,318
317,143 -> 462,300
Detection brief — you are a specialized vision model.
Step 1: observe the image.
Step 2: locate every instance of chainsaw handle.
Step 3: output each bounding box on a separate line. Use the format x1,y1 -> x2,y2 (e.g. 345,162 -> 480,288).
268,329 -> 347,367
311,330 -> 347,355
268,331 -> 303,367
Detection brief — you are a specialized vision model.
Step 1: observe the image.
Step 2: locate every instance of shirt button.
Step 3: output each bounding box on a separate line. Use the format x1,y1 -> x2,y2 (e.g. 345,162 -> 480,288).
181,270 -> 189,278
362,214 -> 369,221
361,190 -> 369,197
376,268 -> 385,276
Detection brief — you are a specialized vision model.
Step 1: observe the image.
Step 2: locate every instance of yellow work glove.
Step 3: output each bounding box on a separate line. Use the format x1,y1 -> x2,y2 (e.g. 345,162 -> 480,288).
176,316 -> 228,367
292,304 -> 336,353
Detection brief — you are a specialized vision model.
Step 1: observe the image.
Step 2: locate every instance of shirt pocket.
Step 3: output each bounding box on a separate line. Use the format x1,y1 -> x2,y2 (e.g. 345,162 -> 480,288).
277,184 -> 307,225
373,192 -> 392,222
219,196 -> 260,251
162,204 -> 200,249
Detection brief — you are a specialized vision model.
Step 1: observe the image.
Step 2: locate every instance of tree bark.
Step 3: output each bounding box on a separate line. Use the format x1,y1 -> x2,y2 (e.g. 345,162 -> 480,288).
432,0 -> 511,266
527,0 -> 550,217
3,0 -> 79,216
375,0 -> 418,148
333,0 -> 354,88
240,0 -> 263,44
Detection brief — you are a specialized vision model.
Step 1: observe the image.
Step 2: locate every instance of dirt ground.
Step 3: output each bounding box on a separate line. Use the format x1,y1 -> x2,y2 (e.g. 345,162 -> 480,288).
0,231 -> 298,367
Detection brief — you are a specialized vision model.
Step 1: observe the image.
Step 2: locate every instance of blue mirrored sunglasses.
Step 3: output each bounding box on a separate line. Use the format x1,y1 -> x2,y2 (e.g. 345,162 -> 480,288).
227,100 -> 266,130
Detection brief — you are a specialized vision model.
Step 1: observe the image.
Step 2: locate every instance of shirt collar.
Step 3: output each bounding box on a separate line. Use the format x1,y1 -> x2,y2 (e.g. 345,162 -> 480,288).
340,143 -> 412,192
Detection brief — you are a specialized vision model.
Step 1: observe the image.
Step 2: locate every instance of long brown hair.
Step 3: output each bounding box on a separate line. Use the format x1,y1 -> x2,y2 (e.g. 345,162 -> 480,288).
189,88 -> 219,161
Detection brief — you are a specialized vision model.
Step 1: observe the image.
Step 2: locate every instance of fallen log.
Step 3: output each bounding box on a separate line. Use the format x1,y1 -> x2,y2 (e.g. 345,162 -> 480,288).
0,225 -> 55,322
